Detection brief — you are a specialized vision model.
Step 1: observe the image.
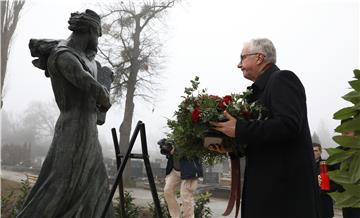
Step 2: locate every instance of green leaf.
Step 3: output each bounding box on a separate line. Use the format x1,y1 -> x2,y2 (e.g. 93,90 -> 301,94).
353,102 -> 360,110
350,153 -> 360,183
342,91 -> 360,104
341,183 -> 360,197
326,147 -> 345,156
333,107 -> 357,120
326,150 -> 356,165
353,200 -> 360,207
328,169 -> 352,184
331,192 -> 360,208
335,117 -> 360,133
332,135 -> 360,148
340,197 -> 360,208
340,158 -> 352,171
349,80 -> 360,92
354,69 -> 360,79
328,191 -> 351,208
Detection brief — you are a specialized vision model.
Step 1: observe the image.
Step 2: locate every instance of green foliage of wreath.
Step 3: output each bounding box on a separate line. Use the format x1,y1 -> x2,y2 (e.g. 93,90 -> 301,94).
166,77 -> 267,165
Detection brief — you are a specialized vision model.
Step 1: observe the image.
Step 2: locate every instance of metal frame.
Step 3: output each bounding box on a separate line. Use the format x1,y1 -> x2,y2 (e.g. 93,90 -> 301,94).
101,121 -> 163,218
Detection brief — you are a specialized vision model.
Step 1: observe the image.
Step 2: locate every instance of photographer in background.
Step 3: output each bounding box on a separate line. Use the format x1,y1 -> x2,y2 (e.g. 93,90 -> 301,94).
158,139 -> 203,218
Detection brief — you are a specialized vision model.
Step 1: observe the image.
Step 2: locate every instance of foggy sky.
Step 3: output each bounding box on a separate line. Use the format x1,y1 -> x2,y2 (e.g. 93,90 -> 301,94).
1,0 -> 359,158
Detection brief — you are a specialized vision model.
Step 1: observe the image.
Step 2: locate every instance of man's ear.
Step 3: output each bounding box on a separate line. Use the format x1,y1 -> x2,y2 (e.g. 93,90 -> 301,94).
256,54 -> 265,64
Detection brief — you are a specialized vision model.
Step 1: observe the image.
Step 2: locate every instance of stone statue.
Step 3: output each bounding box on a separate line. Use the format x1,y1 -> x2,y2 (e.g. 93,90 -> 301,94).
18,9 -> 114,218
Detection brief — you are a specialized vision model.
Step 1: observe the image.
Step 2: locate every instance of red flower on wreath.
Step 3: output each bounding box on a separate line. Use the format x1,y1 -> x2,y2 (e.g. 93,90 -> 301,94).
219,95 -> 233,110
209,95 -> 222,101
192,107 -> 201,122
223,95 -> 232,104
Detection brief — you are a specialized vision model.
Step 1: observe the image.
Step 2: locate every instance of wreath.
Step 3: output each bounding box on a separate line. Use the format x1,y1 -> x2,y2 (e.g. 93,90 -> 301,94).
165,76 -> 268,165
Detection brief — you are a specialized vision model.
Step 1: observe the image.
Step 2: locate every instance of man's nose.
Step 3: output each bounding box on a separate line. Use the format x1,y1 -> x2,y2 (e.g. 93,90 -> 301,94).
237,62 -> 242,69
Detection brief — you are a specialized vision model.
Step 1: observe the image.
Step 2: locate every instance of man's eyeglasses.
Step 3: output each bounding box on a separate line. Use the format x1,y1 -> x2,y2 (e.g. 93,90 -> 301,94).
240,53 -> 262,63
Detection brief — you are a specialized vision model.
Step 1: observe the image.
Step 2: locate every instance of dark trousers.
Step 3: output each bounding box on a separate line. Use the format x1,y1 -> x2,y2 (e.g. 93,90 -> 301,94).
320,193 -> 334,218
343,207 -> 360,218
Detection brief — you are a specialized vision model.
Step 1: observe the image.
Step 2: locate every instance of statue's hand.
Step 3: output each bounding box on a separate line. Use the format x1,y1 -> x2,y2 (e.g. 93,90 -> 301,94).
97,86 -> 111,112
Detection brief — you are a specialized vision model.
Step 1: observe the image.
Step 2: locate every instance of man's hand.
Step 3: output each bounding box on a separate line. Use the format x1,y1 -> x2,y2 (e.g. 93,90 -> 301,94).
318,175 -> 322,187
210,111 -> 237,138
208,144 -> 231,154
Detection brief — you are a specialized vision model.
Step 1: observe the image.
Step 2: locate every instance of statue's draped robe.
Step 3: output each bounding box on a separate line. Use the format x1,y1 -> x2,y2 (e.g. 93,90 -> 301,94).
17,44 -> 114,218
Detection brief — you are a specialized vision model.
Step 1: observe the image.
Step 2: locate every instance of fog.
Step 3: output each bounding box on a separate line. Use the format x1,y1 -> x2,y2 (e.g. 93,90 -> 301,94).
1,0 -> 359,159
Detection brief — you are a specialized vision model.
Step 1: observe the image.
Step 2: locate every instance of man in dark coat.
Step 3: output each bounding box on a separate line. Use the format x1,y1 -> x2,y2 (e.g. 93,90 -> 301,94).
211,38 -> 320,218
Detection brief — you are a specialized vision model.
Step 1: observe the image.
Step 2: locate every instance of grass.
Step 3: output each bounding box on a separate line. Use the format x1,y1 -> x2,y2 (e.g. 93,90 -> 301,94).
1,178 -> 24,217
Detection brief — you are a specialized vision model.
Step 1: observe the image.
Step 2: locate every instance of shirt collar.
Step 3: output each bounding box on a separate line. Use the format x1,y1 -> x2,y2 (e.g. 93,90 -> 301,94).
251,64 -> 279,91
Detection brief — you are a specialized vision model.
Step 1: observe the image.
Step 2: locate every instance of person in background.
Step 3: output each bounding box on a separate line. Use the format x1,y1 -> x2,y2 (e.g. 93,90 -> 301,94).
158,139 -> 203,218
313,143 -> 334,218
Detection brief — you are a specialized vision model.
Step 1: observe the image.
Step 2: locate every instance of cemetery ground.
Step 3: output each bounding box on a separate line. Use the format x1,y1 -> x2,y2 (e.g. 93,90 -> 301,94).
1,170 -> 342,218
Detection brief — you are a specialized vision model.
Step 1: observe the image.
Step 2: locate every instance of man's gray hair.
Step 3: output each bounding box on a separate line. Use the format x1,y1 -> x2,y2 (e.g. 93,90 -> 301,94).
247,38 -> 277,64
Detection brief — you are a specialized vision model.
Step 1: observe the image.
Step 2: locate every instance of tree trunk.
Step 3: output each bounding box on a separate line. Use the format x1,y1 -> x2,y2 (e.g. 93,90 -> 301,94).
1,0 -> 25,107
118,17 -> 142,187
118,82 -> 135,186
1,40 -> 9,107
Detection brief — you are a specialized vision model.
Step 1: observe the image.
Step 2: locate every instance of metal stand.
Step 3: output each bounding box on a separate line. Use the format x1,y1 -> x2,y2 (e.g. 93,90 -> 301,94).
101,121 -> 163,218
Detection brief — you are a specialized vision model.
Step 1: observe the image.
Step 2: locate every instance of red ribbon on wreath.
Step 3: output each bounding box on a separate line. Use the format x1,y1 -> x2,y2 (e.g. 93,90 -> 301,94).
223,157 -> 241,218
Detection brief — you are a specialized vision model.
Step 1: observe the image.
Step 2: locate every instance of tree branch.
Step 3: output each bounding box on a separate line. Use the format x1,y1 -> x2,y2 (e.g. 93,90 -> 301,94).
139,0 -> 175,31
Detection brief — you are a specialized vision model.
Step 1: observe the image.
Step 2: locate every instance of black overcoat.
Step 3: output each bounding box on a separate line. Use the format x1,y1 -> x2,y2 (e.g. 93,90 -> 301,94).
235,64 -> 321,218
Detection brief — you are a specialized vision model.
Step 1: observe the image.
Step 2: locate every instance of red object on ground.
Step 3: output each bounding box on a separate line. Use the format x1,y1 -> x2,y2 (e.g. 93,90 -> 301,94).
320,161 -> 330,191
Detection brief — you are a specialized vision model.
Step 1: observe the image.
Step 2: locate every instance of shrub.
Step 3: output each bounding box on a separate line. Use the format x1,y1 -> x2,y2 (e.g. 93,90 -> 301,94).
1,179 -> 31,217
326,69 -> 360,208
194,192 -> 212,218
148,192 -> 212,218
147,194 -> 170,218
113,191 -> 140,218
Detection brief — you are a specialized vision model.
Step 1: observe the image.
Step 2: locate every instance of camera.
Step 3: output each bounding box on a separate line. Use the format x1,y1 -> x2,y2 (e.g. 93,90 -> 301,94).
157,138 -> 173,156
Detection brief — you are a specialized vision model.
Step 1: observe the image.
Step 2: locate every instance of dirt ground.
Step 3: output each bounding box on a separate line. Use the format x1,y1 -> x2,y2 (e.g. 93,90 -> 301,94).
1,178 -> 24,217
1,176 -> 343,218
2,178 -> 22,195
1,178 -> 153,218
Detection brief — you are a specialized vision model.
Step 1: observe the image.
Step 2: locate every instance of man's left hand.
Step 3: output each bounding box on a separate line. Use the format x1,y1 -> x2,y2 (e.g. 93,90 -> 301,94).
210,111 -> 237,138
208,144 -> 231,154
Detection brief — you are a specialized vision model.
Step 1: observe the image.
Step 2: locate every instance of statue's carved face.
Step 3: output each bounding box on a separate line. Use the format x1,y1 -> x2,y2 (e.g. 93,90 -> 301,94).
87,27 -> 100,54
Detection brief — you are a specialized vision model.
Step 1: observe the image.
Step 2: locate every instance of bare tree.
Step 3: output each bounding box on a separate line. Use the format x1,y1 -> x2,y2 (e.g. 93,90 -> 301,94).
99,0 -> 177,185
22,100 -> 59,143
1,0 -> 25,107
311,131 -> 321,144
1,109 -> 28,145
2,101 -> 59,167
1,100 -> 59,146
